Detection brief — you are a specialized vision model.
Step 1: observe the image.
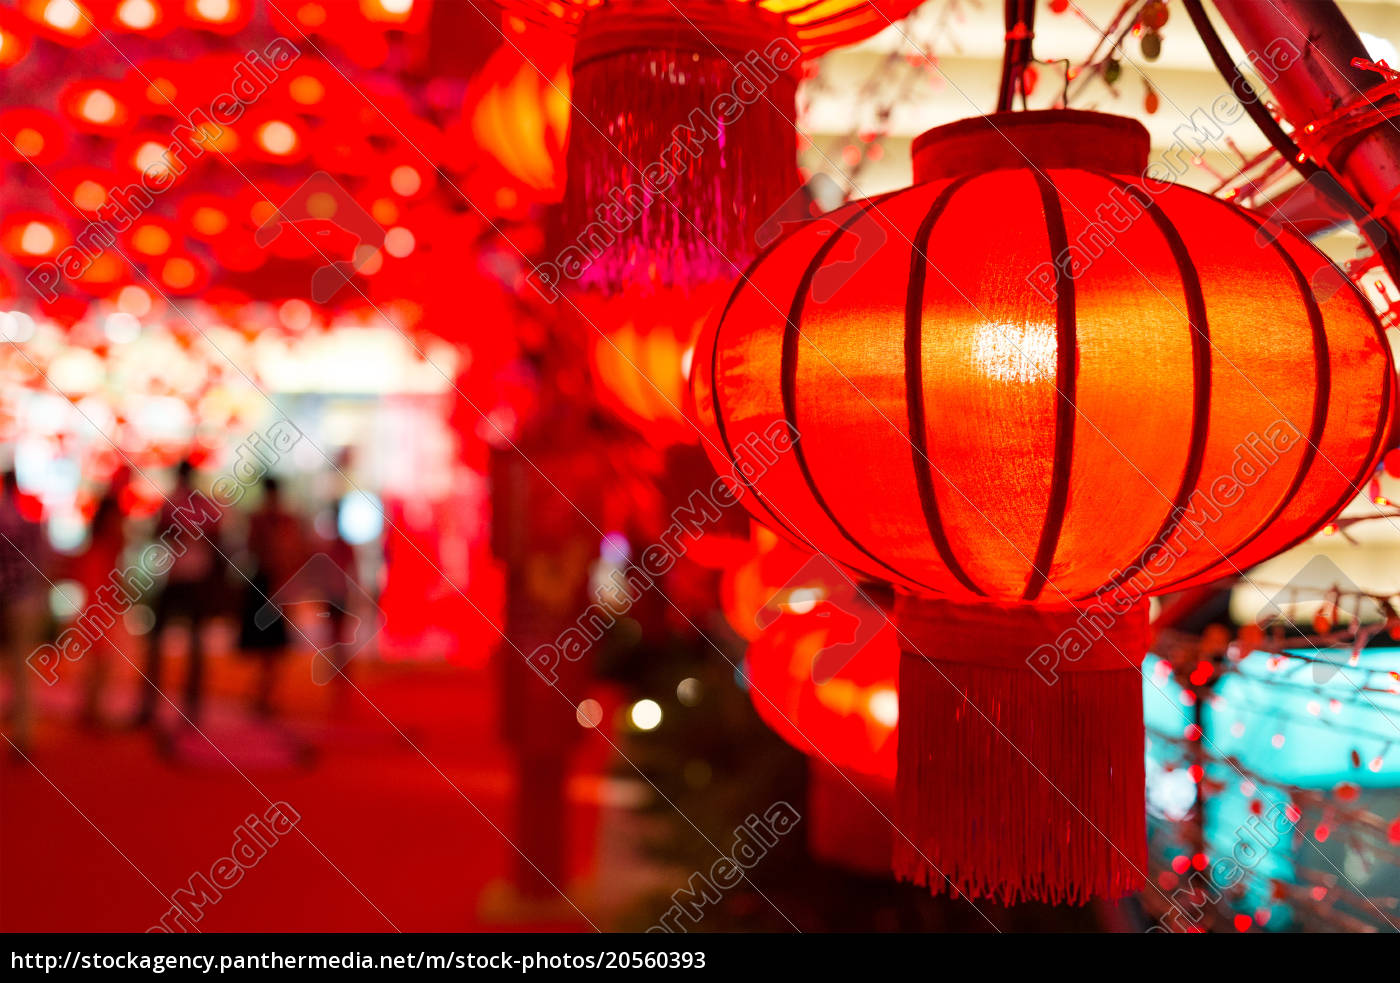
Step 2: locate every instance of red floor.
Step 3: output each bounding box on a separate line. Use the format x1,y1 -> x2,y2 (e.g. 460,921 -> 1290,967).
1,652 -> 613,933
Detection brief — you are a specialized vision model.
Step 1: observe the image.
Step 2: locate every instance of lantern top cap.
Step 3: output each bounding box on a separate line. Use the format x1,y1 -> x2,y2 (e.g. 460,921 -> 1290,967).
911,110 -> 1150,183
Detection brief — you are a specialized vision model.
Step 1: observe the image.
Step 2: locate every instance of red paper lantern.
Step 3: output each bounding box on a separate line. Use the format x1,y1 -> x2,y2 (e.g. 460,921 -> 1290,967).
2,213 -> 70,265
505,0 -> 921,293
179,0 -> 251,35
0,108 -> 67,165
746,596 -> 899,783
747,587 -> 900,874
584,282 -> 724,447
0,7 -> 35,67
465,27 -> 571,200
111,0 -> 177,37
694,110 -> 1395,904
23,0 -> 97,45
59,78 -> 133,134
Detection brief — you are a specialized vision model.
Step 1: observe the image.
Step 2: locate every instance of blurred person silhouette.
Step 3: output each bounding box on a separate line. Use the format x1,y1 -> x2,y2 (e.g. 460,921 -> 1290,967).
71,489 -> 128,728
0,471 -> 48,756
316,496 -> 360,700
239,477 -> 306,717
134,460 -> 226,728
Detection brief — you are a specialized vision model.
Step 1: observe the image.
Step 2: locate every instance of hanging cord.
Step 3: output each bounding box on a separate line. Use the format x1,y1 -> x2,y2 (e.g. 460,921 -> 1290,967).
1182,0 -> 1400,281
996,0 -> 1037,112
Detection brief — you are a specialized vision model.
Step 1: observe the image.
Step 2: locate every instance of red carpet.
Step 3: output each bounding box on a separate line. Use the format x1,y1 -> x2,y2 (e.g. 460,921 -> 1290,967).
1,655 -> 608,932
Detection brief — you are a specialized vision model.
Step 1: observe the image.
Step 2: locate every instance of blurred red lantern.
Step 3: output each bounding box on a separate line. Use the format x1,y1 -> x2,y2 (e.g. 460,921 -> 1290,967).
133,58 -> 192,115
50,166 -> 118,216
719,527 -> 846,641
501,0 -> 920,293
154,251 -> 209,295
747,596 -> 899,783
0,7 -> 35,67
279,60 -> 343,117
114,131 -> 200,188
694,110 -> 1396,903
24,0 -> 97,45
465,28 -> 571,200
111,0 -> 177,36
125,217 -> 182,259
748,587 -> 900,875
59,78 -> 133,134
246,114 -> 309,163
180,0 -> 251,35
583,283 -> 724,448
178,194 -> 235,241
72,250 -> 129,297
0,108 -> 67,165
2,213 -> 70,265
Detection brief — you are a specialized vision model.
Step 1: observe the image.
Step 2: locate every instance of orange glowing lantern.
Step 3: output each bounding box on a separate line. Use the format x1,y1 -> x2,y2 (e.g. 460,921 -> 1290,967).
0,8 -> 35,67
584,283 -> 725,448
747,596 -> 899,783
0,108 -> 67,166
694,110 -> 1396,903
2,214 -> 70,266
466,28 -> 571,200
59,79 -> 132,134
25,0 -> 96,45
180,0 -> 250,35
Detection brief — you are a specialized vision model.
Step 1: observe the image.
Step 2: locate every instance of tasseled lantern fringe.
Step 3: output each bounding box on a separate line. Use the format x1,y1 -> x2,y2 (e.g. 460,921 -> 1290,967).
562,3 -> 800,294
892,596 -> 1149,906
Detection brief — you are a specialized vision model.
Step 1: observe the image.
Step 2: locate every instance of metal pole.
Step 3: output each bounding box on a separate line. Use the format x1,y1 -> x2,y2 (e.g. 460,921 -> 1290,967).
1212,0 -> 1400,268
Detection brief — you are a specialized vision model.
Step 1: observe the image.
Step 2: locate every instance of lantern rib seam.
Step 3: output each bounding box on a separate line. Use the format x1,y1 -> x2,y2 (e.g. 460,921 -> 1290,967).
903,175 -> 987,596
781,196 -> 939,592
706,234 -> 818,550
1147,206 -> 1330,593
1021,171 -> 1078,602
1092,177 -> 1213,601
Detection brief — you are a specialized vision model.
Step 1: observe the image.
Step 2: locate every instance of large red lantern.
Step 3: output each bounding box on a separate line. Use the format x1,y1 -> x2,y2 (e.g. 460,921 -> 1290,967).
505,0 -> 921,293
694,110 -> 1395,904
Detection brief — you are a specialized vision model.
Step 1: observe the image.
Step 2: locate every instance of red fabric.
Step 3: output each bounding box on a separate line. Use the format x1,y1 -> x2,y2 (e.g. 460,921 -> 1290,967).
694,111 -> 1393,606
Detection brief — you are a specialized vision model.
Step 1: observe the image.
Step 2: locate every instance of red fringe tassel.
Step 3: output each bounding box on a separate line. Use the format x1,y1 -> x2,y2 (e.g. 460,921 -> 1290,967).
892,597 -> 1149,906
563,7 -> 799,294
